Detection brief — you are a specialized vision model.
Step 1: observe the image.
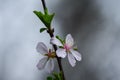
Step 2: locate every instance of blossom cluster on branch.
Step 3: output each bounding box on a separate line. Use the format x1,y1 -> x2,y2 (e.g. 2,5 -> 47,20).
34,0 -> 82,80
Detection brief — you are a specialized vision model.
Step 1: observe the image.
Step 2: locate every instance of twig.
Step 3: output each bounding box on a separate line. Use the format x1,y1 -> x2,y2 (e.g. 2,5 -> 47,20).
41,0 -> 65,80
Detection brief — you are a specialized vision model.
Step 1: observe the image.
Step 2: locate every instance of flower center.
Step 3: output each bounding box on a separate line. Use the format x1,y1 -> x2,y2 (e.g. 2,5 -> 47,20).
45,49 -> 56,58
64,44 -> 71,52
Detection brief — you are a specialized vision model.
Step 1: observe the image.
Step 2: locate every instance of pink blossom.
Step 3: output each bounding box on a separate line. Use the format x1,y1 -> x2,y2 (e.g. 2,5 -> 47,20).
51,34 -> 82,67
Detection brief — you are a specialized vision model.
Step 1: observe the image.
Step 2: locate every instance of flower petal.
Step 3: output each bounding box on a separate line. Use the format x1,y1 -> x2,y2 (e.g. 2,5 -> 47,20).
70,49 -> 82,61
56,49 -> 67,58
68,53 -> 76,67
66,34 -> 74,47
37,57 -> 48,70
45,58 -> 54,73
36,42 -> 48,55
50,37 -> 63,46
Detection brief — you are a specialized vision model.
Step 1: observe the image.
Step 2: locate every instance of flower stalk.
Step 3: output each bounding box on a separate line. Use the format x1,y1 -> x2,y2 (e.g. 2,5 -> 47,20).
48,28 -> 65,80
41,0 -> 65,80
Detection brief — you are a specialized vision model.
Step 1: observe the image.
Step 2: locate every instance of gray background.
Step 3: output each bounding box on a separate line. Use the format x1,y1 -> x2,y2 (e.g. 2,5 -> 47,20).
0,0 -> 120,80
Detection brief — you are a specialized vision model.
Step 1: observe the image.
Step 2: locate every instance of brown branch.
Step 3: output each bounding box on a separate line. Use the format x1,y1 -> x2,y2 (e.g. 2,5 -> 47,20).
47,28 -> 65,80
41,0 -> 65,80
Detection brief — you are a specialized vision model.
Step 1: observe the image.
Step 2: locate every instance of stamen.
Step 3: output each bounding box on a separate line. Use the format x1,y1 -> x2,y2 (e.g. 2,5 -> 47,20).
64,44 -> 71,52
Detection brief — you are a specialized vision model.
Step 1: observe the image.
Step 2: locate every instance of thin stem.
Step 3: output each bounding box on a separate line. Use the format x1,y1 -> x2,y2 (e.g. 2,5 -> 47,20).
41,0 -> 65,80
47,29 -> 65,80
41,0 -> 47,11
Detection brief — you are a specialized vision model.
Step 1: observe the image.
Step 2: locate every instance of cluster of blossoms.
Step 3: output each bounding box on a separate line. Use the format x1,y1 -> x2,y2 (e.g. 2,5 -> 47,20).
34,1 -> 82,79
36,34 -> 82,73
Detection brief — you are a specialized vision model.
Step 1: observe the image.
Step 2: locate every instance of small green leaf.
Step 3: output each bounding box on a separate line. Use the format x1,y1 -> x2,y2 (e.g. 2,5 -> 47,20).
52,72 -> 62,80
43,13 -> 55,27
59,46 -> 64,48
33,10 -> 55,28
46,72 -> 63,80
53,72 -> 59,79
59,72 -> 63,80
56,35 -> 64,44
47,76 -> 53,80
33,10 -> 44,24
74,47 -> 78,51
40,28 -> 47,33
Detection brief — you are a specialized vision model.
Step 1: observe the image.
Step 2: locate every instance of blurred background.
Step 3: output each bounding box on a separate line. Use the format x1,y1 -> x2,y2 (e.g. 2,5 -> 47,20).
1,0 -> 120,80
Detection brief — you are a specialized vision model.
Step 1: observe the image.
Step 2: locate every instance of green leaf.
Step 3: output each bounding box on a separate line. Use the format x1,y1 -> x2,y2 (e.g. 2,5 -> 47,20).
53,72 -> 59,80
52,72 -> 62,80
33,10 -> 55,28
74,47 -> 78,51
56,35 -> 64,44
46,72 -> 63,80
40,28 -> 47,33
47,76 -> 53,80
33,10 -> 44,24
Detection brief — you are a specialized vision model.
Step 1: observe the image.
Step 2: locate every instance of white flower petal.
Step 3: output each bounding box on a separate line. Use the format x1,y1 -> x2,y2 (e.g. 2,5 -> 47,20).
56,49 -> 67,58
36,42 -> 48,55
50,37 -> 63,46
70,49 -> 82,61
66,34 -> 74,47
37,57 -> 48,70
45,58 -> 54,73
68,53 -> 76,67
